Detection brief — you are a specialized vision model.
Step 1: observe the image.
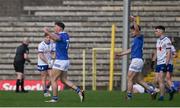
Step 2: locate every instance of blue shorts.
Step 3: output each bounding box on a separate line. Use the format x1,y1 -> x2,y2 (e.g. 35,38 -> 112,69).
167,64 -> 173,73
155,64 -> 167,73
37,65 -> 49,72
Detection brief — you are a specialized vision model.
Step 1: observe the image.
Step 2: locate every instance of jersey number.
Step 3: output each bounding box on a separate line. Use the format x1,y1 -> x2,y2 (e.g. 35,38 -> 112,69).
66,40 -> 69,49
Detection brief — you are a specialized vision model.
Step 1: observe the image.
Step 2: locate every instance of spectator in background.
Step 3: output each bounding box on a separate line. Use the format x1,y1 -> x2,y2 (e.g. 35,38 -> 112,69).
13,37 -> 31,93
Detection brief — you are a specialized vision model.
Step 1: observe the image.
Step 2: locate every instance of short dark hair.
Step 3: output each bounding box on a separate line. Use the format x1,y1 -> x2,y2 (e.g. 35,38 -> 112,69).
130,25 -> 141,31
55,21 -> 65,30
155,25 -> 165,32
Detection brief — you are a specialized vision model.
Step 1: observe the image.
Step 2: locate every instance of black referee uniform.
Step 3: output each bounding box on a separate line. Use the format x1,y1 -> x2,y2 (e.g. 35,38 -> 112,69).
13,43 -> 29,92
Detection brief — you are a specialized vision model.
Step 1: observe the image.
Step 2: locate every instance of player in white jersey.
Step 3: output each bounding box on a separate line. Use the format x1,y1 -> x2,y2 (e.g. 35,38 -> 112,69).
37,33 -> 55,97
154,25 -> 174,101
152,39 -> 177,101
43,22 -> 84,103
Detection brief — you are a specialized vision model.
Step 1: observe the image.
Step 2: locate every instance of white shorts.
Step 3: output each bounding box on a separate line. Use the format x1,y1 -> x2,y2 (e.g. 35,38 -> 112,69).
129,58 -> 144,72
52,60 -> 70,72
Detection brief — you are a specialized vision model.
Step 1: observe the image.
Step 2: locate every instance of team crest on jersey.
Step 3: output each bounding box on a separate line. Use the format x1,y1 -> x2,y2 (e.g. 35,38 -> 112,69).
159,47 -> 162,51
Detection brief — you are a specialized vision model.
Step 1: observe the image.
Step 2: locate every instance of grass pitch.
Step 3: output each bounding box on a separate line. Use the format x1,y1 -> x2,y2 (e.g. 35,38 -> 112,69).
0,90 -> 180,107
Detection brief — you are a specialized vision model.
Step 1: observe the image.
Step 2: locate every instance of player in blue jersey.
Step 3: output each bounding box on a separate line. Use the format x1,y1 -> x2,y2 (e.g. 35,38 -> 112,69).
116,16 -> 157,100
43,22 -> 84,103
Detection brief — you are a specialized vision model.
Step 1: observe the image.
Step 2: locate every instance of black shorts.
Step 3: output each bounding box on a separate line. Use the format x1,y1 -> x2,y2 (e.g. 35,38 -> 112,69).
13,62 -> 24,73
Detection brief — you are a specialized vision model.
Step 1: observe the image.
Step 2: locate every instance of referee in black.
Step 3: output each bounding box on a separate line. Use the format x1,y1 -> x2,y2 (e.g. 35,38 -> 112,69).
13,38 -> 31,93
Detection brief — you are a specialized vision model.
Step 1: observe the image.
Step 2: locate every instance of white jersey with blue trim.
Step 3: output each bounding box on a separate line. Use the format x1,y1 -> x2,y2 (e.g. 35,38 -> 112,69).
156,36 -> 172,65
169,45 -> 176,64
38,41 -> 55,65
55,32 -> 69,60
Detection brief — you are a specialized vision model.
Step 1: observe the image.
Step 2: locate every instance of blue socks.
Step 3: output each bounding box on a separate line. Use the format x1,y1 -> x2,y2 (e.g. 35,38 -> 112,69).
75,87 -> 81,94
158,96 -> 164,101
127,93 -> 132,99
146,89 -> 154,94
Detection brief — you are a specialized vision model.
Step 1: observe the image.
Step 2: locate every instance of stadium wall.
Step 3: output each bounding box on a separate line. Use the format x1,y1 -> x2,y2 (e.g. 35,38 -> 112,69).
0,0 -> 179,89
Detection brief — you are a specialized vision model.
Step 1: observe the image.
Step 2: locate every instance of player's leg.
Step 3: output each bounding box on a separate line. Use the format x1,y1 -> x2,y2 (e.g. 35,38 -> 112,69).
150,67 -> 159,96
14,62 -> 27,92
38,65 -> 50,96
48,69 -> 61,102
158,71 -> 166,101
41,71 -> 51,97
14,62 -> 21,92
166,64 -> 176,100
166,72 -> 173,88
166,64 -> 176,91
127,71 -> 136,99
127,58 -> 143,100
61,71 -> 77,89
45,60 -> 64,102
43,69 -> 52,97
153,72 -> 159,88
137,73 -> 154,93
46,69 -> 52,90
154,64 -> 165,100
127,58 -> 145,99
41,71 -> 47,91
136,73 -> 157,100
166,64 -> 174,88
18,63 -> 27,92
15,72 -> 23,92
60,71 -> 84,102
20,73 -> 28,92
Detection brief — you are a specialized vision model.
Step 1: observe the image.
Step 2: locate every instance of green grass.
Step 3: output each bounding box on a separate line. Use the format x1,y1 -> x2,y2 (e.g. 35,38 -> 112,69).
0,90 -> 180,107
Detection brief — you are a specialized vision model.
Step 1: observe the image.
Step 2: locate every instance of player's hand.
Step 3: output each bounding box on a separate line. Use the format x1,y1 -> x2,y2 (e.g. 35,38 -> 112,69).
114,52 -> 122,58
130,16 -> 135,22
48,60 -> 54,68
43,27 -> 50,33
151,61 -> 155,70
26,59 -> 31,63
25,60 -> 31,65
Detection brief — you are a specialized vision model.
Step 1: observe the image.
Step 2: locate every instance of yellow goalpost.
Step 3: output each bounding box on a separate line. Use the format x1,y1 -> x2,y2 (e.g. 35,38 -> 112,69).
91,24 -> 121,91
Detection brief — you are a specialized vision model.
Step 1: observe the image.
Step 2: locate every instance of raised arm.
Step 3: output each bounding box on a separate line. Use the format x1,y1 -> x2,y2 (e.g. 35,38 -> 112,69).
43,27 -> 60,41
130,16 -> 140,33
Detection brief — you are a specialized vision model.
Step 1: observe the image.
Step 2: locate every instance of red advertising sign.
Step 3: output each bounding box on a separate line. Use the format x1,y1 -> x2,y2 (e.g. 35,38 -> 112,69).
0,80 -> 64,91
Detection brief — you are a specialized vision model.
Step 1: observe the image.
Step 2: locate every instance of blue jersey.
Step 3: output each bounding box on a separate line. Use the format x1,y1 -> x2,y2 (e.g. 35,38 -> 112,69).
55,32 -> 69,60
131,34 -> 143,59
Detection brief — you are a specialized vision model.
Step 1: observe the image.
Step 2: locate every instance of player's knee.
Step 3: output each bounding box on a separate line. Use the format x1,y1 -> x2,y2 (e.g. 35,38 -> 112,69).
50,76 -> 56,83
128,76 -> 134,81
41,76 -> 46,81
158,79 -> 164,84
